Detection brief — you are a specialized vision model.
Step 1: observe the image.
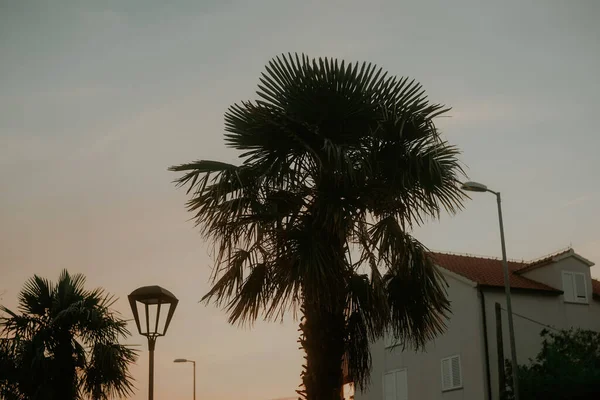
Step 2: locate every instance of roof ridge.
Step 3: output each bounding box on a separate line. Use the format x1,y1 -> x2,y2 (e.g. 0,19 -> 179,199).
429,250 -> 525,264
525,246 -> 573,265
431,247 -> 575,265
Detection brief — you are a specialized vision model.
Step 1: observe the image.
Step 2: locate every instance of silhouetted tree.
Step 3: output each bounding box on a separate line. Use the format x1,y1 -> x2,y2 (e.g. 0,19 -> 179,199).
505,328 -> 600,400
0,270 -> 137,400
171,53 -> 465,400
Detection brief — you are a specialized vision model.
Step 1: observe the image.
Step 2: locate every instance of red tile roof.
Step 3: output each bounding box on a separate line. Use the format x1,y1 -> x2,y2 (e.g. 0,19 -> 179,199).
430,252 -> 562,293
429,251 -> 600,300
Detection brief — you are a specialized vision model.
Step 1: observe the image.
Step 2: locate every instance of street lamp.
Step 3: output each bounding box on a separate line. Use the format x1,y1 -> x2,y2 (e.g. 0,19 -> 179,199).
174,358 -> 196,400
128,286 -> 179,400
461,181 -> 520,400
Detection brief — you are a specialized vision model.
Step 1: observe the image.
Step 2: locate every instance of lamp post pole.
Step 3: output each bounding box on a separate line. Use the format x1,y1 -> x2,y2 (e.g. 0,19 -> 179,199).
495,192 -> 520,399
192,361 -> 196,400
461,182 -> 520,400
148,337 -> 156,400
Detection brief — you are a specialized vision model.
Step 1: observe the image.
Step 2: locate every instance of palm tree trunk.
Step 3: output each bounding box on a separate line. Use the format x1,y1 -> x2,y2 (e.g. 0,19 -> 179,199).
300,299 -> 346,400
53,335 -> 78,400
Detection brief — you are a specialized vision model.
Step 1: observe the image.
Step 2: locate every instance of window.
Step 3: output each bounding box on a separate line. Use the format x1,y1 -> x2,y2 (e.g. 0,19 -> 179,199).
562,271 -> 588,303
441,355 -> 462,391
384,369 -> 408,400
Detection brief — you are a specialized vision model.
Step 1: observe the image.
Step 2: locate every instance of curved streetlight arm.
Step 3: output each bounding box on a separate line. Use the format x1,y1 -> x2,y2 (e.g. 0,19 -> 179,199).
174,359 -> 196,400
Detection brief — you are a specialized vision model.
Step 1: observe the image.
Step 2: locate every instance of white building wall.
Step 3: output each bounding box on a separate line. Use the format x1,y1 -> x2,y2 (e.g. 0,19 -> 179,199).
356,273 -> 487,400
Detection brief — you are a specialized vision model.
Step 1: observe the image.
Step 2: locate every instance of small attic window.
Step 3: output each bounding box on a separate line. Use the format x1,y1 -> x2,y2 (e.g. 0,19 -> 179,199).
562,271 -> 588,303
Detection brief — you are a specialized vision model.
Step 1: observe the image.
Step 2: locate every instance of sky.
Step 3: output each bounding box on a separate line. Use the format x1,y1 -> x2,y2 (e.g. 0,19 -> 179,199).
1,0 -> 600,399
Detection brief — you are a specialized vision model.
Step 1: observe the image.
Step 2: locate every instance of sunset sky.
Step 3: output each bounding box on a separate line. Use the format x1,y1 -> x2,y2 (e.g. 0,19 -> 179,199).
1,1 -> 599,399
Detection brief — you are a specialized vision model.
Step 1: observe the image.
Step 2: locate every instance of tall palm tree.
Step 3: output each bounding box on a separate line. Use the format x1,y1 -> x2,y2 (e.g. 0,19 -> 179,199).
0,270 -> 137,400
170,53 -> 466,400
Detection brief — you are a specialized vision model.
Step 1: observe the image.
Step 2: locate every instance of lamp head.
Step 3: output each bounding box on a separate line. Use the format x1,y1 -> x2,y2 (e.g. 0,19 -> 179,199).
128,285 -> 179,338
460,181 -> 489,193
174,358 -> 188,363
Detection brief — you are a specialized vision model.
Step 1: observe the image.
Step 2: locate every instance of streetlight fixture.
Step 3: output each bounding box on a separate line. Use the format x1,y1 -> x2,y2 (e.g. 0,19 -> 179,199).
461,181 -> 520,400
128,286 -> 179,400
174,358 -> 196,400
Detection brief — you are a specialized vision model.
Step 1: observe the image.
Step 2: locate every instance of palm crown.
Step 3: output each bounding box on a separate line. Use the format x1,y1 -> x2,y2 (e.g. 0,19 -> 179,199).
0,270 -> 137,400
171,54 -> 465,398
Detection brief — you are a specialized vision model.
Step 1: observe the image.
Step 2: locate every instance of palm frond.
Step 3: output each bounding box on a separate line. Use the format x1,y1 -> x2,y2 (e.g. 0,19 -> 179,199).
52,270 -> 87,316
371,220 -> 450,349
169,160 -> 238,195
226,263 -> 271,325
345,309 -> 372,389
17,276 -> 53,317
0,307 -> 42,339
83,343 -> 138,400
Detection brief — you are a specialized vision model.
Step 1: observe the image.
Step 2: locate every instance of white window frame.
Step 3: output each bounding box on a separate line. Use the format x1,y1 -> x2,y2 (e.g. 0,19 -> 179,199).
441,354 -> 462,392
562,271 -> 588,304
383,368 -> 408,400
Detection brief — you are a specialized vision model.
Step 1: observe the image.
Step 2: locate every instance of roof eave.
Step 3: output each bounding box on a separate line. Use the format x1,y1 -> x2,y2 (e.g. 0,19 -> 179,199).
477,284 -> 563,296
438,266 -> 478,288
514,260 -> 553,274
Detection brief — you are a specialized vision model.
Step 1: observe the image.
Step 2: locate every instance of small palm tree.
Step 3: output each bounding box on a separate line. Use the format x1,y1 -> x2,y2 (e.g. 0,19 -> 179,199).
0,270 -> 137,400
171,54 -> 465,400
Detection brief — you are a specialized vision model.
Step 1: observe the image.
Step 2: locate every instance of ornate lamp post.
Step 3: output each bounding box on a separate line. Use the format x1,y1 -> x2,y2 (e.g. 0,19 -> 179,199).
128,286 -> 179,400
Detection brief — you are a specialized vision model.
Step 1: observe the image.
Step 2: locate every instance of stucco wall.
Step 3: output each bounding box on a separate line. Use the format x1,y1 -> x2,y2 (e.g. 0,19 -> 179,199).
356,273 -> 487,400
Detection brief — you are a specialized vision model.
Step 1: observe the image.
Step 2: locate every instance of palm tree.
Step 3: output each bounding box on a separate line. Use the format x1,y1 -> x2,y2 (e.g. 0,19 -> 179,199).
0,270 -> 137,400
170,53 -> 466,400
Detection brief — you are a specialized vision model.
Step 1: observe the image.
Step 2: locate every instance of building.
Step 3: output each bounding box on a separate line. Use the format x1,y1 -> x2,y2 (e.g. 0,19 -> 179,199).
356,248 -> 600,400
